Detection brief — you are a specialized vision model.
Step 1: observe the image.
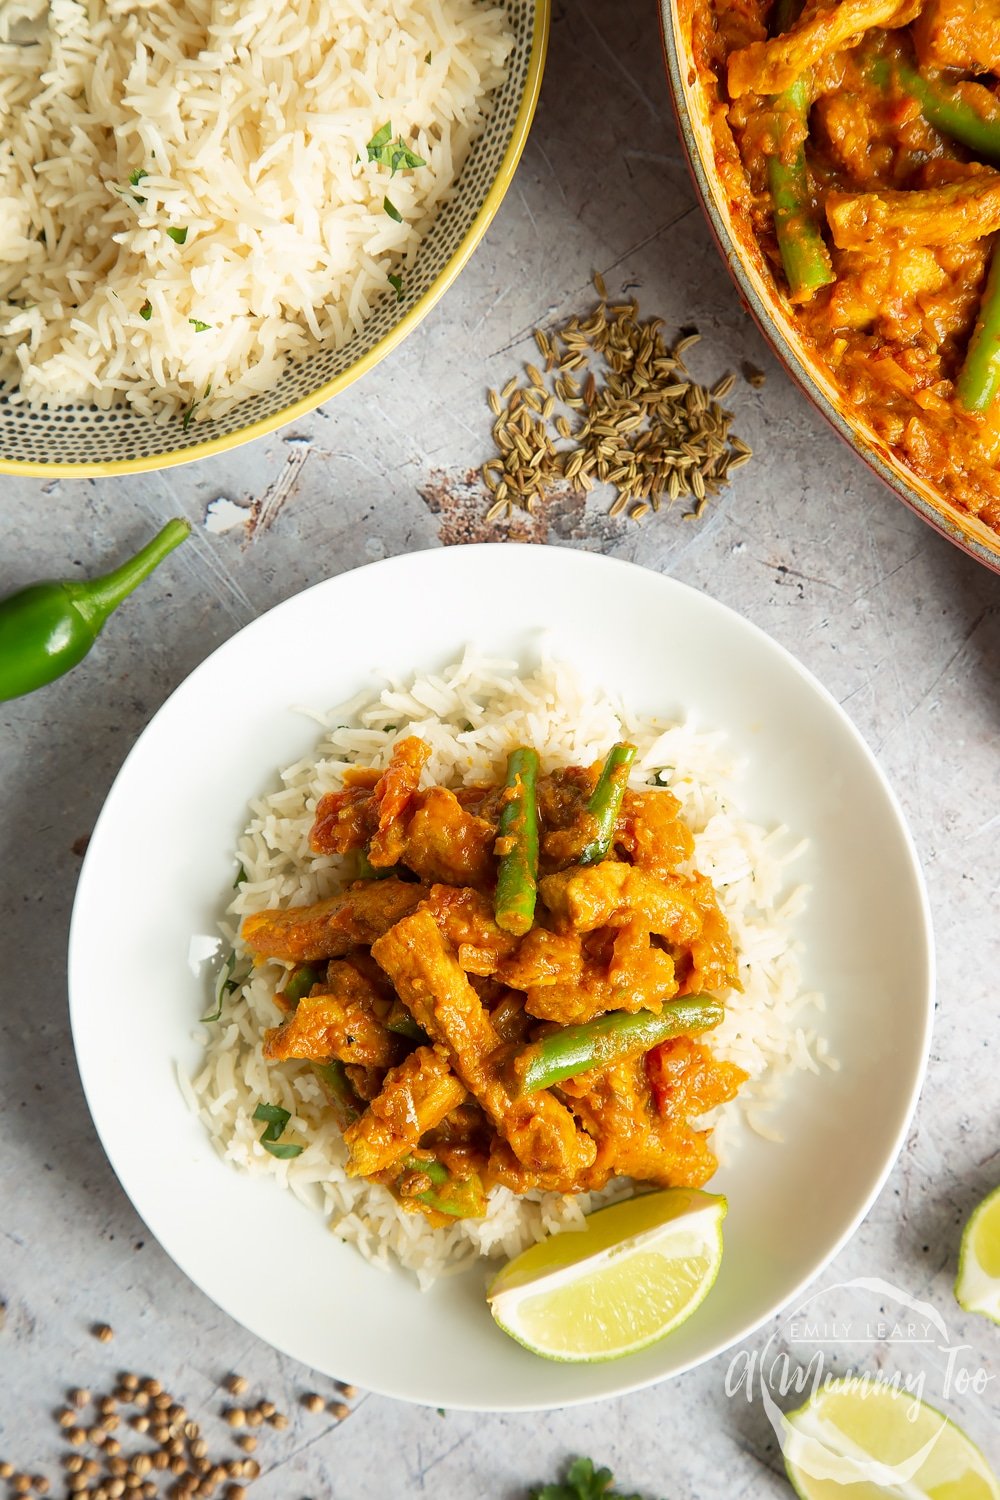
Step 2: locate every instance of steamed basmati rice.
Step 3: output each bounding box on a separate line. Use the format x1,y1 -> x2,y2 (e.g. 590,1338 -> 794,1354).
0,0 -> 511,419
186,652 -> 826,1289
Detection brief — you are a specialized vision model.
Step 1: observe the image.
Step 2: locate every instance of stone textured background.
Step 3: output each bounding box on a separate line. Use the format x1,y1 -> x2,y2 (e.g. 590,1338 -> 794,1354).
2,0 -> 999,1493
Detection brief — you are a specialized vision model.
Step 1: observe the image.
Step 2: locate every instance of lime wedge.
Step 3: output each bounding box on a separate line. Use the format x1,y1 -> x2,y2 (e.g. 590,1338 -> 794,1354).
782,1376 -> 1000,1500
956,1183 -> 1000,1325
486,1187 -> 726,1362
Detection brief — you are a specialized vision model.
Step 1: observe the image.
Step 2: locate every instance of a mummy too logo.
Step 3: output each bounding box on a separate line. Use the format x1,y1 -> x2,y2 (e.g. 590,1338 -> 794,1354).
724,1277 -> 994,1488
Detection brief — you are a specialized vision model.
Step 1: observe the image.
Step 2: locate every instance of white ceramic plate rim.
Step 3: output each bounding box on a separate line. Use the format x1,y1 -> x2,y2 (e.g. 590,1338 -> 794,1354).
68,545 -> 934,1410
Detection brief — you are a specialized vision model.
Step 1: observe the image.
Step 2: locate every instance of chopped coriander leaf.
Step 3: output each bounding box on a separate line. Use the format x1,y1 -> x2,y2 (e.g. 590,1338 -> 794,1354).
201,950 -> 235,1022
128,167 -> 149,203
139,299 -> 152,321
253,1102 -> 291,1128
366,121 -> 392,161
387,271 -> 403,301
166,226 -> 188,245
390,144 -> 426,175
233,863 -> 247,887
262,1140 -> 304,1159
425,51 -> 432,63
383,195 -> 403,223
189,318 -> 211,332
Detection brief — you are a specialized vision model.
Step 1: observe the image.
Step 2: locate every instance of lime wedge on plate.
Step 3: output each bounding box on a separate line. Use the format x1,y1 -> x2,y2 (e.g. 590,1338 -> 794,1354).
956,1183 -> 1000,1325
781,1376 -> 1000,1500
486,1187 -> 726,1362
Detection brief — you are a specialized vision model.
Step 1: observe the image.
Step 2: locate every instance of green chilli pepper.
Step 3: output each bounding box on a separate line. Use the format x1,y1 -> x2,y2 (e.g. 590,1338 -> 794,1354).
958,242 -> 1000,414
399,1154 -> 487,1219
513,997 -> 725,1093
0,518 -> 190,703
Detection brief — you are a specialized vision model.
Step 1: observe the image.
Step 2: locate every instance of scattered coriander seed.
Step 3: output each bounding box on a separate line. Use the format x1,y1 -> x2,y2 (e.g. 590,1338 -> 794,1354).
142,1380 -> 161,1398
169,1456 -> 186,1476
268,1413 -> 288,1431
99,1397 -> 117,1416
64,1458 -> 84,1475
130,1457 -> 152,1479
224,1409 -> 245,1429
30,1480 -> 49,1495
119,1373 -> 139,1393
131,1416 -> 150,1434
242,1462 -> 260,1480
67,1428 -> 86,1447
245,1409 -> 263,1428
108,1459 -> 129,1478
338,1384 -> 357,1398
71,1389 -> 91,1409
93,1324 -> 114,1343
106,1481 -> 125,1499
153,1393 -> 172,1412
58,1407 -> 77,1427
301,1393 -> 324,1414
0,1463 -> 12,1480
104,1439 -> 122,1458
69,1475 -> 89,1494
256,1400 -> 274,1418
169,1404 -> 185,1422
224,1489 -> 245,1499
142,1485 -> 157,1499
190,1441 -> 207,1461
209,1467 -> 227,1485
153,1453 -> 170,1471
183,1422 -> 200,1440
100,1414 -> 120,1432
236,1436 -> 256,1454
88,1426 -> 107,1445
225,1376 -> 248,1397
13,1477 -> 31,1495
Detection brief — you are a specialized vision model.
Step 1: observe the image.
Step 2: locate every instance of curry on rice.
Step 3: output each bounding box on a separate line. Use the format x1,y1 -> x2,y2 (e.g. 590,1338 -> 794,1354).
691,0 -> 1000,530
241,736 -> 746,1227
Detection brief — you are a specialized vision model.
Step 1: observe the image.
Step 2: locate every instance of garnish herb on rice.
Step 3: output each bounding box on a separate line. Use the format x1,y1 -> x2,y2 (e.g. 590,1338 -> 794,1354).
189,319 -> 211,332
383,196 -> 403,223
233,863 -> 246,888
387,272 -> 404,301
201,950 -> 236,1023
166,226 -> 188,245
139,300 -> 152,321
366,122 -> 426,175
128,168 -> 148,203
181,384 -> 211,431
253,1102 -> 303,1159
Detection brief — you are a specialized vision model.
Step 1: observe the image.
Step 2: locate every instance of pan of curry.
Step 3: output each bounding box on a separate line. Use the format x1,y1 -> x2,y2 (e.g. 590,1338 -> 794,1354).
661,0 -> 1000,572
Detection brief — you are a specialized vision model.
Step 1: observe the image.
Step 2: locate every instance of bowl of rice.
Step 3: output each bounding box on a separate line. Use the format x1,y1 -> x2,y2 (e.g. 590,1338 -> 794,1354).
68,545 -> 933,1410
0,0 -> 546,477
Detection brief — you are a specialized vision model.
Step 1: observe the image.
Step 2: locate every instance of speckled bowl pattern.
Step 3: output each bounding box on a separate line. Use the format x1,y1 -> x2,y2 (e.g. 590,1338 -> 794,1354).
0,0 -> 548,479
659,1 -> 1000,576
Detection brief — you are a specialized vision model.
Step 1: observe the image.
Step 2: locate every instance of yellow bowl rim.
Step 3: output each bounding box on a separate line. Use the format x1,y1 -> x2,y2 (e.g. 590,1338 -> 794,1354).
0,0 -> 550,481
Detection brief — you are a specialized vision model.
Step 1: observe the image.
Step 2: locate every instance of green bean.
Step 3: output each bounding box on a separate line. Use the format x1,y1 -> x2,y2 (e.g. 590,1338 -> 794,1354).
765,0 -> 835,303
281,964 -> 323,1007
579,742 -> 636,865
313,1060 -> 363,1130
385,998 -> 428,1042
869,57 -> 1000,163
514,998 -> 725,1094
958,241 -> 1000,413
357,849 -> 396,880
400,1154 -> 486,1219
494,747 -> 539,935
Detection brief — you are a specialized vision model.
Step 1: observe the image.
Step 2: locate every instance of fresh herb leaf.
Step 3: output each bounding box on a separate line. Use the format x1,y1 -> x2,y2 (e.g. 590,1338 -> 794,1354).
366,121 -> 393,161
253,1101 -> 302,1155
233,863 -> 247,887
181,384 -> 211,431
387,271 -> 403,301
389,144 -> 425,175
189,318 -> 211,332
166,226 -> 188,245
201,950 -> 235,1023
383,196 -> 402,223
128,167 -> 149,203
261,1140 -> 304,1159
139,300 -> 152,321
425,50 -> 432,63
531,1458 -> 650,1500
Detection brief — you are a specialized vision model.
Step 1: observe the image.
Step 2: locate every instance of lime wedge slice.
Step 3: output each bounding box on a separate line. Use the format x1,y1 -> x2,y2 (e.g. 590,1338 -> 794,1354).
486,1187 -> 726,1362
781,1376 -> 1000,1500
956,1183 -> 1000,1325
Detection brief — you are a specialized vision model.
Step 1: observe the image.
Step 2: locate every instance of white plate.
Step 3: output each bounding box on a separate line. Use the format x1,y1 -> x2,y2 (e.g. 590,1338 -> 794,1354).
68,545 -> 933,1411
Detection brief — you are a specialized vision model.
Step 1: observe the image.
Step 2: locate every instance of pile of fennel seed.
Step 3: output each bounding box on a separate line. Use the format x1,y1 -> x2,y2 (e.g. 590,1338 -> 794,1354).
482,276 -> 753,524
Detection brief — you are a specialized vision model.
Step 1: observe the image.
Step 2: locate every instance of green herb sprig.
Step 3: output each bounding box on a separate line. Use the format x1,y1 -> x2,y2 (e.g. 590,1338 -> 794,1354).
531,1459 -> 653,1500
252,1102 -> 304,1159
201,949 -> 241,1023
167,226 -> 188,245
387,272 -> 404,301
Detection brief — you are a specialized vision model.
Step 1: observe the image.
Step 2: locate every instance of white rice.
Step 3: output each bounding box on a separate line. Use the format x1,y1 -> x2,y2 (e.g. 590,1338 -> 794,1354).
0,0 -> 511,419
187,651 -> 826,1289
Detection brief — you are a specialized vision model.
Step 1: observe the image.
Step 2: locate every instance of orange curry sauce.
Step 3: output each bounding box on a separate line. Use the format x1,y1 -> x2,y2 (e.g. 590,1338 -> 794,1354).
690,0 -> 1000,530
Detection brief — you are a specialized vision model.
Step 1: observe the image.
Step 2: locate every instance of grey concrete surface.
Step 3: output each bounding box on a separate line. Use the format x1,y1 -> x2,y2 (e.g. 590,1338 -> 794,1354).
2,0 -> 1000,1494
